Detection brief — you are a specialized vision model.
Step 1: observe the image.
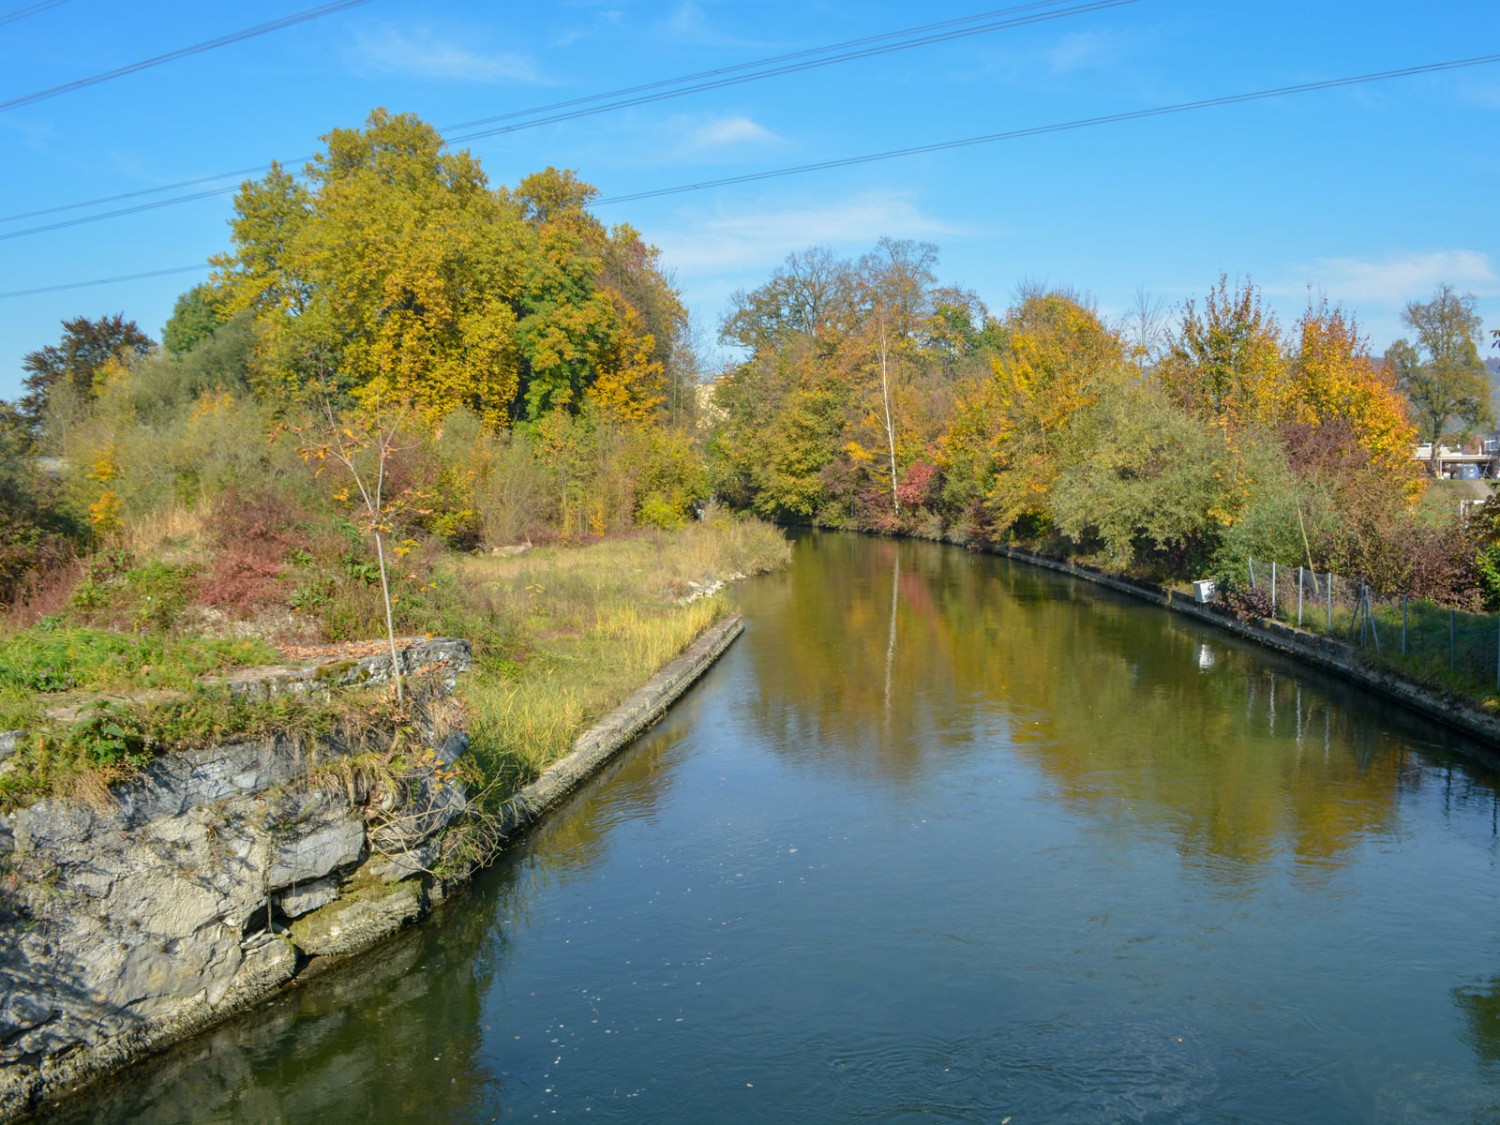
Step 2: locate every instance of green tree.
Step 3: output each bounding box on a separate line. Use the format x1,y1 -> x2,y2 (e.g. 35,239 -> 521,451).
1386,284 -> 1491,472
215,110 -> 530,423
1052,384 -> 1234,574
161,284 -> 225,355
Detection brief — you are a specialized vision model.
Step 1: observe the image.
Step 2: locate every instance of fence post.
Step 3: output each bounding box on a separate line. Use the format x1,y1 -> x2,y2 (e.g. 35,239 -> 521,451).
1402,595 -> 1408,656
1327,572 -> 1333,632
1367,585 -> 1380,653
1297,567 -> 1304,628
1271,561 -> 1277,618
1249,558 -> 1256,591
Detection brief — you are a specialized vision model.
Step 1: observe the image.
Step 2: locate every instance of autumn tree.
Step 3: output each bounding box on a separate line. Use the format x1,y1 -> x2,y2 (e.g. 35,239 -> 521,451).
212,115 -> 684,432
1159,275 -> 1285,428
945,290 -> 1128,535
1385,284 -> 1490,471
849,239 -> 939,519
18,314 -> 155,439
1284,301 -> 1419,494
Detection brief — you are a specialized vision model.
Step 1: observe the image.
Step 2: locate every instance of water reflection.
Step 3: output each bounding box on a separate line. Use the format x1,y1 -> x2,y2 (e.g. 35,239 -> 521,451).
42,531 -> 1500,1123
46,901 -> 506,1125
739,532 -> 1497,873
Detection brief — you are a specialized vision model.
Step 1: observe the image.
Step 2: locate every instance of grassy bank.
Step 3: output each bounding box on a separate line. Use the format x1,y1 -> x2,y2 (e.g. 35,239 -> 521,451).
447,516 -> 789,790
0,513 -> 790,813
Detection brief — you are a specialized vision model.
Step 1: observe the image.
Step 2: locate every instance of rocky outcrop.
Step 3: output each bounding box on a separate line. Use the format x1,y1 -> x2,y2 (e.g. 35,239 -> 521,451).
0,640 -> 473,1120
0,614 -> 747,1120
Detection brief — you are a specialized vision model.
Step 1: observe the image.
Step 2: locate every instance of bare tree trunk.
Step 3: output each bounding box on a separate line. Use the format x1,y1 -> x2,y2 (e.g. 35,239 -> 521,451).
879,320 -> 899,517
372,526 -> 403,705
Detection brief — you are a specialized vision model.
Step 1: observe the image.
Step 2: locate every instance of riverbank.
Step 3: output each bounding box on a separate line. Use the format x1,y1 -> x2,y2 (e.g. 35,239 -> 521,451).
0,519 -> 786,1120
985,542 -> 1500,753
0,612 -> 748,1122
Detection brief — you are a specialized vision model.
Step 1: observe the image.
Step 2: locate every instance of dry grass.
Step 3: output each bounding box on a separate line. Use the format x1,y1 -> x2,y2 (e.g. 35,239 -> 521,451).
123,502 -> 210,562
453,516 -> 785,788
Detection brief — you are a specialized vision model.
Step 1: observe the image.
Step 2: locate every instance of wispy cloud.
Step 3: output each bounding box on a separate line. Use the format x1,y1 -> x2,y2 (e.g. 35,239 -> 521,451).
660,2 -> 762,48
972,23 -> 1158,87
662,114 -> 783,161
654,191 -> 962,275
550,7 -> 623,49
350,25 -> 543,84
1271,250 -> 1499,306
1045,28 -> 1131,75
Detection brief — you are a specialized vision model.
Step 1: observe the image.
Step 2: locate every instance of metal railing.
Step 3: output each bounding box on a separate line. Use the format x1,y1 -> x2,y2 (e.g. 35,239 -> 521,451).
1242,557 -> 1500,696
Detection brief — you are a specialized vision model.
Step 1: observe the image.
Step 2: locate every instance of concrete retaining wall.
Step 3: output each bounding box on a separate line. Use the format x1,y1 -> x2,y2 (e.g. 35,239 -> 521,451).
990,545 -> 1500,750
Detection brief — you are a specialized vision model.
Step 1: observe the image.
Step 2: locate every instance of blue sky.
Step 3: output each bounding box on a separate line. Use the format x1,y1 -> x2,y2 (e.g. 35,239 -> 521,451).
1,0 -> 1496,400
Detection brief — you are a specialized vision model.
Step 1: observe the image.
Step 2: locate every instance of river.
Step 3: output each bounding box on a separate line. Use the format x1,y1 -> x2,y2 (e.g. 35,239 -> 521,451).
45,532 -> 1500,1122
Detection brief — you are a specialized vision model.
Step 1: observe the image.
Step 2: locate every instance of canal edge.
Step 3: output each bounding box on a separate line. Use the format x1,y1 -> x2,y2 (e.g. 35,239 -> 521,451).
987,544 -> 1500,753
493,612 -> 745,840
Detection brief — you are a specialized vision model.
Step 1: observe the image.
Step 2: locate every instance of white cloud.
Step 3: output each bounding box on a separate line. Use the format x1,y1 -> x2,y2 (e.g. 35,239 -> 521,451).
351,25 -> 542,84
1045,29 -> 1127,75
661,115 -> 782,161
660,2 -> 761,48
689,116 -> 777,148
1272,250 -> 1499,306
653,191 -> 963,275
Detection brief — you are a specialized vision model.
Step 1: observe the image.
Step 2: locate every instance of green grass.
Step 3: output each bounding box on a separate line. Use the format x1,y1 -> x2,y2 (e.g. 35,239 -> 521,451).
0,515 -> 790,818
446,517 -> 787,790
0,626 -> 276,711
0,686 -> 349,811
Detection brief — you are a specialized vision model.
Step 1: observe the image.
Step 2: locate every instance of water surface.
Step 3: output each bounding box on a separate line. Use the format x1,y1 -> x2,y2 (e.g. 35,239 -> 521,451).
50,533 -> 1500,1122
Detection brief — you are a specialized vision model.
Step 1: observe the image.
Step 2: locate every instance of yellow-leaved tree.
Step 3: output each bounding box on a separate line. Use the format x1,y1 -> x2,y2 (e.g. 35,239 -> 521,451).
946,290 -> 1128,535
1159,275 -> 1287,429
1285,302 -> 1421,498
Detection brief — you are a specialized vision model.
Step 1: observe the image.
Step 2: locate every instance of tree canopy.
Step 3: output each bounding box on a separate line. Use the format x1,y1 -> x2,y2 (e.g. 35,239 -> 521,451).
211,109 -> 686,428
1385,284 -> 1490,470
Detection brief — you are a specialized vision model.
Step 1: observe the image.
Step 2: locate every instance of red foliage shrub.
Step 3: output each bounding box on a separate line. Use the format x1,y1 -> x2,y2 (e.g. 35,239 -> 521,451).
896,461 -> 940,509
3,552 -> 84,627
196,486 -> 302,614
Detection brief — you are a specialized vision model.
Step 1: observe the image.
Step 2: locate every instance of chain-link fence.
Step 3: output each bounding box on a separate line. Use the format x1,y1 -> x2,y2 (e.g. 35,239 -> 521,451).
1241,557 -> 1500,699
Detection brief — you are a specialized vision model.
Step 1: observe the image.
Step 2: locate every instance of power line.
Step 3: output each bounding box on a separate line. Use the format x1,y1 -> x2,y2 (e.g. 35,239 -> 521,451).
0,185 -> 242,242
0,0 -> 67,28
447,0 -> 1136,146
443,0 -> 1101,134
0,264 -> 208,300
5,50 -> 1498,301
0,0 -> 1120,226
0,163 -> 283,225
594,52 -> 1500,205
0,0 -> 376,113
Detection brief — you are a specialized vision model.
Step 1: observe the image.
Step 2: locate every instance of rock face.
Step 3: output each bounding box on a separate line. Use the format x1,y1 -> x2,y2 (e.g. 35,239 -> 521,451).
0,639 -> 474,1120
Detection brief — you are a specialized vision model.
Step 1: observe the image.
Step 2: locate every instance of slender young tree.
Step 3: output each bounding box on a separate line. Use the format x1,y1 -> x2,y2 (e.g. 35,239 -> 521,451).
300,395 -> 412,704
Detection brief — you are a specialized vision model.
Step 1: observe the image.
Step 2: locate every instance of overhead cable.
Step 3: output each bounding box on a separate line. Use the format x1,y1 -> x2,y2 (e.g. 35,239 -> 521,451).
0,0 -> 68,28
0,0 -> 376,112
5,50 -> 1497,299
447,0 -> 1135,145
444,0 -> 1116,133
0,264 -> 208,300
0,0 -> 1124,225
594,52 -> 1500,204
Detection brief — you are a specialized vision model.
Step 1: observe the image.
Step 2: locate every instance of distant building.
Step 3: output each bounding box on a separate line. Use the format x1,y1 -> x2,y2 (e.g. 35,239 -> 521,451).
1413,439 -> 1500,479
